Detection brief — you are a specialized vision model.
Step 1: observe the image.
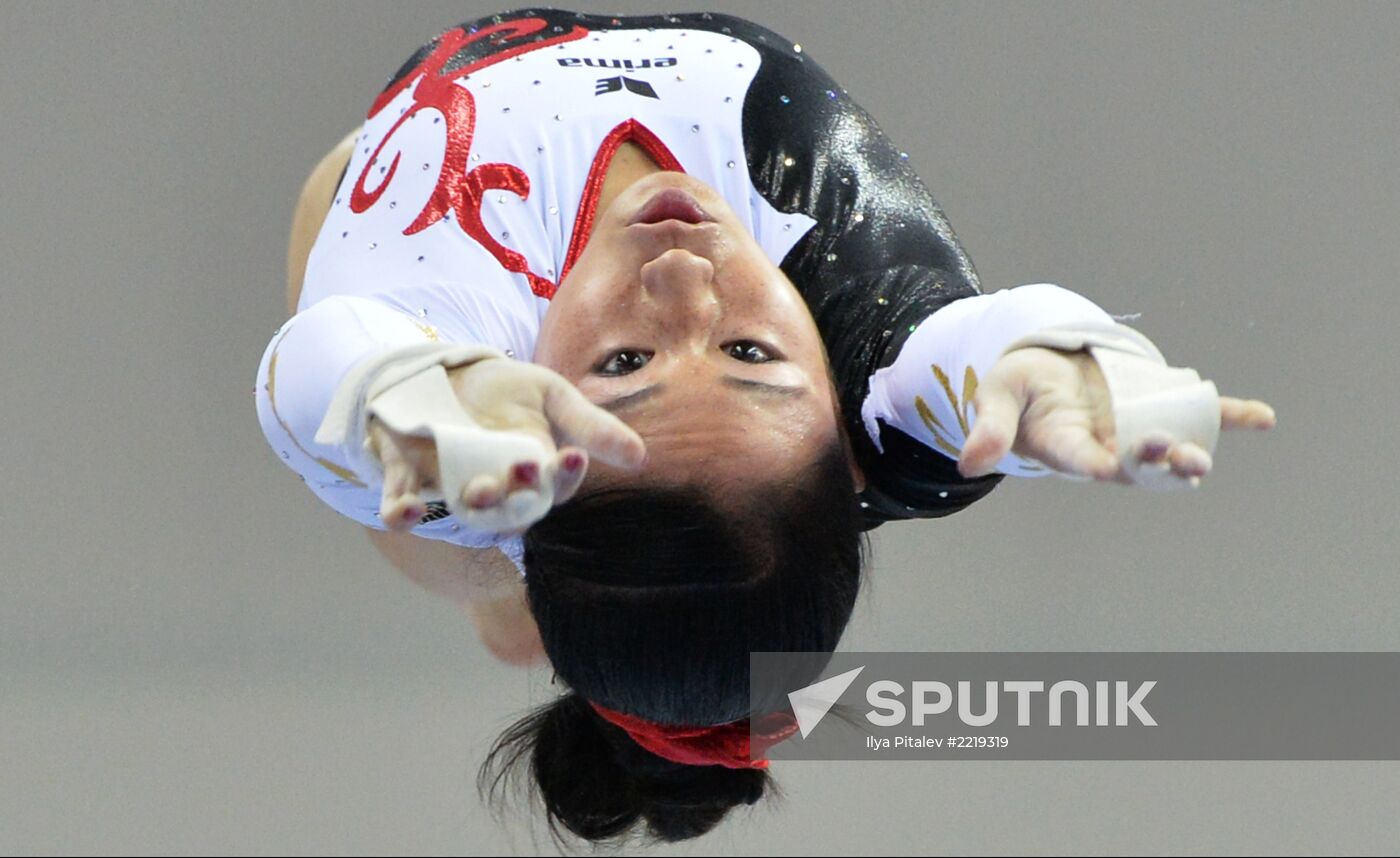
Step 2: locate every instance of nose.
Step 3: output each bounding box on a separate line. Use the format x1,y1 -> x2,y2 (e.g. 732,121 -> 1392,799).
639,248 -> 719,328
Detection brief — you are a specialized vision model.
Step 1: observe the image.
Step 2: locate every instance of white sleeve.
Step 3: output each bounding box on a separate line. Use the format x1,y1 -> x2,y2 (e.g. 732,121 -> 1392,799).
253,294 -> 527,575
859,283 -> 1124,478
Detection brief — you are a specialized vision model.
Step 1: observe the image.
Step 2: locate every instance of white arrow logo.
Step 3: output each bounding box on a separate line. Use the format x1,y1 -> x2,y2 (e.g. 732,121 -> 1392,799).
788,666 -> 866,738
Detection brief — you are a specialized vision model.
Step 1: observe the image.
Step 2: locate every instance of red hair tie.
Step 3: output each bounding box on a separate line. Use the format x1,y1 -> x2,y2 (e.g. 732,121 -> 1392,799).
588,702 -> 800,770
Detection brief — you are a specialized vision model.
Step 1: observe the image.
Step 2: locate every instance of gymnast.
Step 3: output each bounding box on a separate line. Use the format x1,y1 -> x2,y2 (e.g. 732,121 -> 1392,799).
256,8 -> 1276,845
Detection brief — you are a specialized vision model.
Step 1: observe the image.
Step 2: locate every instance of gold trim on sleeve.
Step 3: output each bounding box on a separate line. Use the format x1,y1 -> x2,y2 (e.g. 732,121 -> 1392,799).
265,331 -> 366,487
912,362 -> 1045,473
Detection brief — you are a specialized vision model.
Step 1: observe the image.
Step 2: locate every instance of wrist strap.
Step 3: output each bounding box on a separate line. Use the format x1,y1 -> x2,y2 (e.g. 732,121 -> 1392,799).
313,342 -> 507,479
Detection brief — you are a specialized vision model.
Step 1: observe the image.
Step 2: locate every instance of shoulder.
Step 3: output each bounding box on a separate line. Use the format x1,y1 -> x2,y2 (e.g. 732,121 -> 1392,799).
287,127 -> 362,314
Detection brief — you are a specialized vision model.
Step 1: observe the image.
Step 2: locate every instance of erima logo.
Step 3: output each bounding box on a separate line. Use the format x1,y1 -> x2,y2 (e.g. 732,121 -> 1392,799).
594,76 -> 659,99
557,56 -> 677,69
786,667 -> 1158,736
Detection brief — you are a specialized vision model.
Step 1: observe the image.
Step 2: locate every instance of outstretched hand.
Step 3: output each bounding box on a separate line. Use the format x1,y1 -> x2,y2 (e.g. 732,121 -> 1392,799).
368,358 -> 647,534
957,346 -> 1276,485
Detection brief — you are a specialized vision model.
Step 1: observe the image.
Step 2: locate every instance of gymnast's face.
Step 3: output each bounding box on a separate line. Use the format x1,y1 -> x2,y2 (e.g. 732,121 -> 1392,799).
534,170 -> 865,496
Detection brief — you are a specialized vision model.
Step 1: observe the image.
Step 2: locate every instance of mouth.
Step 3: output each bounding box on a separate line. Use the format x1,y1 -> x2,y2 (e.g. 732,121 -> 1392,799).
627,188 -> 716,226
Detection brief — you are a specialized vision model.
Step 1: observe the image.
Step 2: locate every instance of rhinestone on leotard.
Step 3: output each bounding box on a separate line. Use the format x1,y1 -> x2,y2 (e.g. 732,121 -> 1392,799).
779,95 -> 790,104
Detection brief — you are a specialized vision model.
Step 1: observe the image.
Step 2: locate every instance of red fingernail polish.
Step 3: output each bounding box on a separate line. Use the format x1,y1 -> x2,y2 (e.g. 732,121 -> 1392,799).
563,452 -> 584,471
513,462 -> 538,485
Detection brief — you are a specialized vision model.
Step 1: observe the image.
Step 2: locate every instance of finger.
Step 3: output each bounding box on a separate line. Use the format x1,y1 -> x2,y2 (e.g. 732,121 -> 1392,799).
378,438 -> 426,530
504,460 -> 542,494
1137,432 -> 1173,464
1221,396 -> 1277,430
553,446 -> 588,505
959,380 -> 1022,478
1166,441 -> 1213,479
1035,424 -> 1123,482
541,375 -> 647,470
461,473 -> 506,511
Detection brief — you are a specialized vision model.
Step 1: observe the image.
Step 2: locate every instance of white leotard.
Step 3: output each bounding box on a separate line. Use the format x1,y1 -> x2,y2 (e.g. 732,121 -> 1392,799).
254,12 -> 1165,575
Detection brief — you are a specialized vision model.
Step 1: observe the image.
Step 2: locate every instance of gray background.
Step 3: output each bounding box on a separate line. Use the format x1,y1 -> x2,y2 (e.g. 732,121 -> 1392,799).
2,0 -> 1394,854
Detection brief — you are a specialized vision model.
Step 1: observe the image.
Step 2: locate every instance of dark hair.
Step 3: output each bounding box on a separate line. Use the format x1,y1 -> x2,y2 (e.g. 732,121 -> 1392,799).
478,420 -> 871,847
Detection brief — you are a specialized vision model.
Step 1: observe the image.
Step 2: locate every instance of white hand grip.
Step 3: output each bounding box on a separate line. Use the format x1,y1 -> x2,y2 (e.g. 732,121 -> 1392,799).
367,365 -> 554,532
1002,320 -> 1221,491
1090,346 -> 1220,491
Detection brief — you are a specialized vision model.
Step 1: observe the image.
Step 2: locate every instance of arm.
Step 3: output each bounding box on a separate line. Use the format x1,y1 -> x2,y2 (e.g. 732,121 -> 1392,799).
263,130 -> 527,566
868,284 -> 1275,490
365,528 -> 545,667
272,129 -> 545,664
860,282 -> 1129,477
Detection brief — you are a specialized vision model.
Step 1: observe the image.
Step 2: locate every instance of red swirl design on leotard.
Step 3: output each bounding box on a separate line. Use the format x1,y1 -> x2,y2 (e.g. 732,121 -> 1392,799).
349,18 -> 587,300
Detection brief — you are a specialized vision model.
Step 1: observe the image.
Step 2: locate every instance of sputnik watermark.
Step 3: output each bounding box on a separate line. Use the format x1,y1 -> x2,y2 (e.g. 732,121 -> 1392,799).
751,652 -> 1400,761
864,679 -> 1157,726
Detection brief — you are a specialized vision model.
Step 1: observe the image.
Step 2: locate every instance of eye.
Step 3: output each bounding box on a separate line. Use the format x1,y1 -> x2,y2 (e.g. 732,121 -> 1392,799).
724,340 -> 777,363
595,349 -> 651,376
